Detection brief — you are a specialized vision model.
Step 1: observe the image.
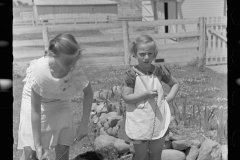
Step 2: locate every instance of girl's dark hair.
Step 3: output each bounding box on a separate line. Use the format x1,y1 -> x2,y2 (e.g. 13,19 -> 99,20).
45,33 -> 81,57
129,35 -> 158,59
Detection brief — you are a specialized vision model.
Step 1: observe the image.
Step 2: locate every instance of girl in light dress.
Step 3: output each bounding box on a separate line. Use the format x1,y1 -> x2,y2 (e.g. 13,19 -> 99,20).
17,33 -> 93,160
122,35 -> 180,160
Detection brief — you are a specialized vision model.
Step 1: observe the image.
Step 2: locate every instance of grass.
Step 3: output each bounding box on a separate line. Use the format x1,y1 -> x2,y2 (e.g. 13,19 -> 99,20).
13,63 -> 227,160
13,6 -> 33,19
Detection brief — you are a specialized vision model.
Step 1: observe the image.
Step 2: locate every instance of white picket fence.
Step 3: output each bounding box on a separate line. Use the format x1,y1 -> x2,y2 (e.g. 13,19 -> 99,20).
205,16 -> 227,65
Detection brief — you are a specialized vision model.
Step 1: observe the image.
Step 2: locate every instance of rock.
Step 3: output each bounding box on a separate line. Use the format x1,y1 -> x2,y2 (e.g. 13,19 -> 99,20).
165,132 -> 173,141
107,111 -> 118,121
171,135 -> 185,141
90,111 -> 96,119
107,128 -> 113,135
112,125 -> 119,136
190,140 -> 201,148
100,127 -> 108,135
99,113 -> 108,125
97,121 -> 102,129
92,115 -> 99,124
161,149 -> 186,160
114,138 -> 131,154
116,119 -> 123,127
197,138 -> 222,160
129,143 -> 135,154
107,102 -> 123,116
186,145 -> 199,160
100,90 -> 112,100
92,102 -> 107,114
107,127 -> 118,137
104,121 -> 110,131
108,115 -> 123,128
164,140 -> 172,149
172,140 -> 193,151
94,135 -> 117,150
91,102 -> 97,111
117,116 -> 132,143
93,91 -> 100,101
221,145 -> 228,160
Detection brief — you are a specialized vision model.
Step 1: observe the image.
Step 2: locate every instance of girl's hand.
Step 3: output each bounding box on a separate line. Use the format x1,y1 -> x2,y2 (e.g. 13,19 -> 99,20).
36,146 -> 49,160
76,120 -> 88,141
36,146 -> 43,160
146,89 -> 158,99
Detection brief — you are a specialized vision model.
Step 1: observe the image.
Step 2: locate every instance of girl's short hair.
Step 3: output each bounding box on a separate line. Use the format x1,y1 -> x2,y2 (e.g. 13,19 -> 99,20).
45,33 -> 82,57
129,35 -> 158,58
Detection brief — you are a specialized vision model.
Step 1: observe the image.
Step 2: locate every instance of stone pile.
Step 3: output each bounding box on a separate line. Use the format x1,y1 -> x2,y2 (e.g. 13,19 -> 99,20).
90,88 -> 228,160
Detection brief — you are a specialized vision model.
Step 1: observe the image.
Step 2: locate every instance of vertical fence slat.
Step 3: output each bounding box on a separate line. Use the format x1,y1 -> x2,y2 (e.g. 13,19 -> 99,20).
122,21 -> 130,67
222,26 -> 227,52
199,17 -> 205,59
203,17 -> 206,63
212,18 -> 216,55
42,25 -> 49,51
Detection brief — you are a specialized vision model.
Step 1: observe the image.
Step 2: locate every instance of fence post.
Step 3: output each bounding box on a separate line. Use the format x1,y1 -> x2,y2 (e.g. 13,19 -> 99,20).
203,17 -> 206,64
199,17 -> 206,63
122,21 -> 130,67
42,25 -> 49,51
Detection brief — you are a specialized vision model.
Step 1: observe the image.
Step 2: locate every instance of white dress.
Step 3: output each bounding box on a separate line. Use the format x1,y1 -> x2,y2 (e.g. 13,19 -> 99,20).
125,66 -> 171,140
17,56 -> 89,150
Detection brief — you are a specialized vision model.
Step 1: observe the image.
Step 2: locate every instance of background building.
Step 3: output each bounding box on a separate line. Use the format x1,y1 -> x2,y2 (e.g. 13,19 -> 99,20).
33,0 -> 118,20
142,0 -> 227,32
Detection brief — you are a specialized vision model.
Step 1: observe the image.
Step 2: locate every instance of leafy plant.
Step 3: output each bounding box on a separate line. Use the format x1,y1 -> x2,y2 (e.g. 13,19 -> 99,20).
13,63 -> 26,79
215,109 -> 228,144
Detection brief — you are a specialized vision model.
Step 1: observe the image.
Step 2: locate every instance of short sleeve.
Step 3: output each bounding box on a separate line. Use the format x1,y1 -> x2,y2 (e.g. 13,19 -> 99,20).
71,69 -> 89,91
124,69 -> 136,89
157,64 -> 172,84
23,59 -> 44,96
23,57 -> 90,99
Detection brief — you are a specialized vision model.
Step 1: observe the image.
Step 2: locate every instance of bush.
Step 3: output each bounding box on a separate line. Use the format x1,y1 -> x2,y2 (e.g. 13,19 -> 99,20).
13,63 -> 26,79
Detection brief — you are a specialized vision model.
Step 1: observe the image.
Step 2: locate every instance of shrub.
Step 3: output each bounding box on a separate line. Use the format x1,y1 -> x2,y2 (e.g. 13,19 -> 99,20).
13,63 -> 26,79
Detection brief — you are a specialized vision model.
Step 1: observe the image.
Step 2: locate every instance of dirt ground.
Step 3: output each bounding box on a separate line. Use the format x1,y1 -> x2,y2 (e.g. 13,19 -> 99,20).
205,64 -> 227,74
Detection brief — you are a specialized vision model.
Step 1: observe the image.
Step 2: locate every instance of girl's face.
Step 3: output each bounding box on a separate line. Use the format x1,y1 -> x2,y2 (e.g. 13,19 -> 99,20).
58,49 -> 81,70
136,43 -> 156,69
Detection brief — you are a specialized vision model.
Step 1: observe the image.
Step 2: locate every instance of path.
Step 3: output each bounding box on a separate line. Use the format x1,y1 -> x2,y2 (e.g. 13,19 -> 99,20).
205,64 -> 227,74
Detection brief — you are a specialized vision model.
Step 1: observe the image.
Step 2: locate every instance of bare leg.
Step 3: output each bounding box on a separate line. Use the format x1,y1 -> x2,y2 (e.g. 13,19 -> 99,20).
55,144 -> 69,160
20,146 -> 37,160
133,141 -> 150,160
149,137 -> 165,160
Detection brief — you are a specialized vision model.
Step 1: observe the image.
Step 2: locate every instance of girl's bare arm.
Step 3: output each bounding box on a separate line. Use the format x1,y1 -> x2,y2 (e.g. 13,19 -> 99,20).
122,86 -> 157,104
31,88 -> 42,148
165,76 -> 179,103
81,82 -> 93,123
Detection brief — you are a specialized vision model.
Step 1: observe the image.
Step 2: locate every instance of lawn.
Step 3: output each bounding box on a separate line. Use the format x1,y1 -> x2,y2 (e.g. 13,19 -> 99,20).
13,63 -> 227,160
13,6 -> 33,19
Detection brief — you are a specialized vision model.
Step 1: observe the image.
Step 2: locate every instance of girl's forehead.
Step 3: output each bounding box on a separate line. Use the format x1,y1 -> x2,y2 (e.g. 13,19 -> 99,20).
137,43 -> 155,51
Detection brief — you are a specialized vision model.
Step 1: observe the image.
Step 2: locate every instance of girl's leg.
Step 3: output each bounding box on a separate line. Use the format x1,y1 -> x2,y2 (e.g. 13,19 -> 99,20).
20,146 -> 37,160
149,137 -> 165,160
133,141 -> 150,160
55,144 -> 69,160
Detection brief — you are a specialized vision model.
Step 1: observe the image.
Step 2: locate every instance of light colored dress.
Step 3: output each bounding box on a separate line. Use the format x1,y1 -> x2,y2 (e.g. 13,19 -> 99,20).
125,66 -> 171,140
17,56 -> 89,151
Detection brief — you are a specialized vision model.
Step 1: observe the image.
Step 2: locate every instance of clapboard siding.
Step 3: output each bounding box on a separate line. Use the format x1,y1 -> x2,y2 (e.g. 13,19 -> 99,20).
35,3 -> 118,20
142,0 -> 225,32
180,0 -> 225,31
